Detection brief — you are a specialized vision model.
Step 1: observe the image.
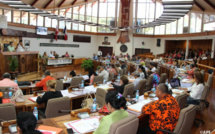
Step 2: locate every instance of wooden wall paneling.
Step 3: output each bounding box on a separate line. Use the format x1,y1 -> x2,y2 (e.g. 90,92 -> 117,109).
32,54 -> 38,72
4,55 -> 10,73
211,77 -> 215,90
204,73 -> 209,83
189,39 -> 212,51
19,54 -> 26,73
165,40 -> 187,53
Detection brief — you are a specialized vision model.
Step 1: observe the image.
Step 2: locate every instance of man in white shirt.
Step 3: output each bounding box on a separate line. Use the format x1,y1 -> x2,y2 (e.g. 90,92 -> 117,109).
150,63 -> 157,73
97,49 -> 102,58
133,71 -> 142,91
49,51 -> 55,58
98,66 -> 109,81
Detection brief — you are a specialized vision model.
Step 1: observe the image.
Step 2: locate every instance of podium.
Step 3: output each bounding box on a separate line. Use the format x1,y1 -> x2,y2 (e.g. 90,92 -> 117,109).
0,51 -> 39,79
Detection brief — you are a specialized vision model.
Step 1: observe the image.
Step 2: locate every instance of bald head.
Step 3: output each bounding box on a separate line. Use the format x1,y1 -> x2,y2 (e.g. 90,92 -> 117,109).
156,83 -> 172,98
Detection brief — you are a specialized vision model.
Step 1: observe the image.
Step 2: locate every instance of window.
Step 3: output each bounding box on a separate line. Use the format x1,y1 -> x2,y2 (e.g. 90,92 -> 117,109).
59,21 -> 65,29
37,15 -> 44,26
66,8 -> 72,18
13,10 -> 21,23
204,22 -> 215,31
66,22 -> 71,30
155,25 -> 165,35
177,18 -> 183,34
52,19 -> 57,28
45,17 -> 51,27
30,13 -> 37,26
21,11 -> 28,25
203,14 -> 215,31
190,12 -> 202,33
4,10 -> 11,22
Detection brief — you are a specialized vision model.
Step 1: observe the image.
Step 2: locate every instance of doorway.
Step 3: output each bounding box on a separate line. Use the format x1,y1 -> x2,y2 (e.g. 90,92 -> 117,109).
98,46 -> 113,57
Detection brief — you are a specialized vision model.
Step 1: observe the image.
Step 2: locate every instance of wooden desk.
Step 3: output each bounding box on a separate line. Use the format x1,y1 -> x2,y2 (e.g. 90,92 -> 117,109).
0,51 -> 39,79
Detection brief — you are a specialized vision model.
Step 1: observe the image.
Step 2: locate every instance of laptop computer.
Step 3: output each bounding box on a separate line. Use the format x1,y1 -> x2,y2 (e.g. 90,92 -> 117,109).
170,78 -> 181,88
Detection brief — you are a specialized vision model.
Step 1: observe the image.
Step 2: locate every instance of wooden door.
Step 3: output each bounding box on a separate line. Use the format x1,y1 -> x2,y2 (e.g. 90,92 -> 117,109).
98,46 -> 113,57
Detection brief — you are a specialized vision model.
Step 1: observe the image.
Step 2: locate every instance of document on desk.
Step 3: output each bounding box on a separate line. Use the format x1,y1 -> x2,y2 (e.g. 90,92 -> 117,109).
82,75 -> 89,80
172,89 -> 184,94
64,117 -> 99,133
61,90 -> 77,98
128,100 -> 154,113
97,85 -> 113,90
28,96 -> 38,102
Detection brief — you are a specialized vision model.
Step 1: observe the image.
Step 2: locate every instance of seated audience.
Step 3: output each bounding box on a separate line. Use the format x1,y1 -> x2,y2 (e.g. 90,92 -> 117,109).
138,65 -> 147,79
93,54 -> 98,60
180,61 -> 189,69
8,41 -> 15,52
121,61 -> 127,69
148,71 -> 160,87
115,58 -> 120,64
111,53 -> 115,59
109,64 -> 117,76
0,72 -> 19,90
172,60 -> 179,69
88,68 -> 98,85
36,70 -> 55,91
17,112 -> 42,134
69,70 -> 76,77
186,64 -> 196,79
131,55 -> 136,61
150,63 -> 157,73
93,91 -> 128,134
106,53 -> 111,58
133,71 -> 142,91
180,71 -> 204,105
138,83 -> 180,134
36,80 -> 63,112
109,75 -> 128,94
64,52 -> 69,57
98,66 -> 109,81
49,51 -> 55,58
53,51 -> 58,58
42,52 -> 48,59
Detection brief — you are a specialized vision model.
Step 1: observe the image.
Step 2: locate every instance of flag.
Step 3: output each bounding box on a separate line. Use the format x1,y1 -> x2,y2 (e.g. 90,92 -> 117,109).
55,25 -> 58,41
63,26 -> 68,41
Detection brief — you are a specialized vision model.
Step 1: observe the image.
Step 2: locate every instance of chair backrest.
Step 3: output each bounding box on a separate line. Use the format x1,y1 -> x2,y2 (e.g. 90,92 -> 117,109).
147,74 -> 153,90
70,77 -> 84,87
135,79 -> 147,96
159,73 -> 167,84
207,74 -> 213,88
55,80 -> 63,91
200,70 -> 205,79
45,97 -> 70,118
119,69 -> 123,76
173,105 -> 196,134
0,103 -> 16,120
109,73 -> 115,81
109,114 -> 139,134
123,83 -> 135,98
96,88 -> 107,108
123,67 -> 127,75
175,93 -> 188,110
157,66 -> 160,75
197,83 -> 210,110
93,76 -> 104,83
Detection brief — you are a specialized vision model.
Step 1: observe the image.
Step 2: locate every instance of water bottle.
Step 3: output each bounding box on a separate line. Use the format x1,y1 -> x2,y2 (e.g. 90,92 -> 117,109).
128,71 -> 130,76
103,79 -> 106,84
166,79 -> 169,86
64,73 -> 67,80
8,87 -> 13,99
81,80 -> 84,88
117,74 -> 120,80
96,70 -> 99,74
152,85 -> 156,93
80,73 -> 82,77
14,77 -> 17,83
42,75 -> 45,79
136,90 -> 139,102
33,107 -> 38,120
92,98 -> 97,112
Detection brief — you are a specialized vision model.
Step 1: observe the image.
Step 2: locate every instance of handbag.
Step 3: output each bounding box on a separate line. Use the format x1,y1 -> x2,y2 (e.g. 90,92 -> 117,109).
81,92 -> 95,108
11,88 -> 24,102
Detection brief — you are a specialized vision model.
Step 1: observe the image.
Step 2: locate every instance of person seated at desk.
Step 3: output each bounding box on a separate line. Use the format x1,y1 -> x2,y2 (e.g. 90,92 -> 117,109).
36,70 -> 55,91
138,84 -> 180,134
53,51 -> 59,58
93,91 -> 128,134
17,112 -> 42,134
109,64 -> 117,76
42,52 -> 48,59
121,61 -> 127,70
16,40 -> 25,52
8,41 -> 15,52
88,68 -> 98,85
69,70 -> 76,78
180,61 -> 189,69
0,72 -> 19,90
172,60 -> 179,69
49,51 -> 55,58
138,65 -> 147,79
109,75 -> 129,94
93,54 -> 98,60
179,71 -> 204,105
150,63 -> 157,73
98,66 -> 109,81
186,64 -> 196,79
148,71 -> 160,87
106,53 -> 111,59
36,80 -> 63,113
64,51 -> 70,57
133,71 -> 142,91
131,55 -> 136,61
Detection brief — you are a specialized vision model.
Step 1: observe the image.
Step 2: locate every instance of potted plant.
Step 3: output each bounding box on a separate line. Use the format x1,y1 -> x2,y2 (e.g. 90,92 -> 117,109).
81,59 -> 93,71
8,56 -> 19,79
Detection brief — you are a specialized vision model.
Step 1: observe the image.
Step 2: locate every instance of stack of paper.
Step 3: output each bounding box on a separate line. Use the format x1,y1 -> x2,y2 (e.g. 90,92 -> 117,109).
28,96 -> 38,102
61,90 -> 78,98
37,125 -> 63,134
64,117 -> 99,133
172,89 -> 184,94
128,100 -> 154,113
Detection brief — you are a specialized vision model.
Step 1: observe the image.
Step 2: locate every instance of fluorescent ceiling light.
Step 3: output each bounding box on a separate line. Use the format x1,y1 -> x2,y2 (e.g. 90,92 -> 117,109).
164,5 -> 192,8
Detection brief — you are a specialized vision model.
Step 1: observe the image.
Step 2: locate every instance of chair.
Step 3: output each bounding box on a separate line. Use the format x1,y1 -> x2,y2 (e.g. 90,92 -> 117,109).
0,103 -> 16,120
159,73 -> 167,84
96,88 -> 107,108
207,74 -> 213,88
200,70 -> 205,79
45,97 -> 70,118
146,74 -> 153,90
109,114 -> 139,134
135,79 -> 147,96
123,67 -> 127,75
175,93 -> 188,110
70,77 -> 84,87
93,76 -> 104,83
119,69 -> 123,76
123,83 -> 135,98
158,105 -> 196,134
157,66 -> 160,75
109,73 -> 115,81
55,80 -> 63,91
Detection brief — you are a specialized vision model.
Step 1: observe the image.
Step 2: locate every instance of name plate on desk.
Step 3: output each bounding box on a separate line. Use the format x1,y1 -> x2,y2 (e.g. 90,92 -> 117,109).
47,58 -> 73,65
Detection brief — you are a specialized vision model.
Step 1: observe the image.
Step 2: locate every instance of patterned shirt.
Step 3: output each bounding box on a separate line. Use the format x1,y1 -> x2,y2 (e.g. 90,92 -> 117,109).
152,73 -> 160,87
142,94 -> 180,134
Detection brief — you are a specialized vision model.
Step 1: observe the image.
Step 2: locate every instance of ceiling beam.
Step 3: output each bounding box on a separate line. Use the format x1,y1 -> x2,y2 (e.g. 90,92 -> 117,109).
194,0 -> 205,11
44,0 -> 53,9
58,0 -> 66,7
31,0 -> 39,6
204,0 -> 215,9
71,0 -> 77,5
63,8 -> 70,15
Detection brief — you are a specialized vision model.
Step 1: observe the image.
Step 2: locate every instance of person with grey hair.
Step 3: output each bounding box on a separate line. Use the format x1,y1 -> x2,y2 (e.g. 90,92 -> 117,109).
138,83 -> 180,134
132,71 -> 142,91
98,65 -> 109,81
36,70 -> 55,91
0,72 -> 19,90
